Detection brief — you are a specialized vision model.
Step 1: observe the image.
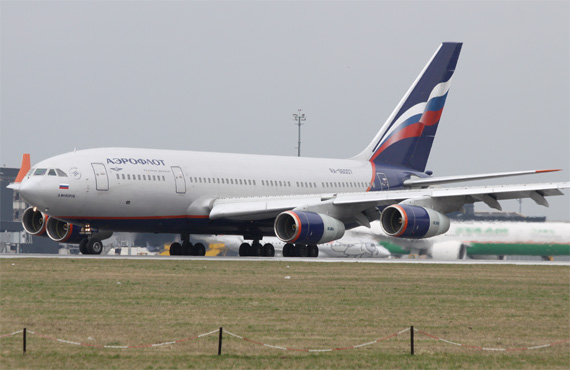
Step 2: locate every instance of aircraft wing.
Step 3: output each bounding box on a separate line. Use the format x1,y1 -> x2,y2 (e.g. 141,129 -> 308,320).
402,169 -> 560,188
209,182 -> 569,222
333,182 -> 569,211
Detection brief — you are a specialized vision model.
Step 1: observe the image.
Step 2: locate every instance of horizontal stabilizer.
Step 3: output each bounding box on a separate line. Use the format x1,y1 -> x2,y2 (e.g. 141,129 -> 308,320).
403,169 -> 561,188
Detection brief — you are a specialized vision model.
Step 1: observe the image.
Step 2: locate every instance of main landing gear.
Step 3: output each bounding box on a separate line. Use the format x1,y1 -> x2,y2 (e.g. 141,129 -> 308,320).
169,234 -> 206,256
282,243 -> 319,258
238,241 -> 275,257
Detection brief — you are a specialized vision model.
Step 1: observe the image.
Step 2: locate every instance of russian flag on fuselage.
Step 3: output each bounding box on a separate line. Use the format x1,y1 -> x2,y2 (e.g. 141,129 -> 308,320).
371,42 -> 462,172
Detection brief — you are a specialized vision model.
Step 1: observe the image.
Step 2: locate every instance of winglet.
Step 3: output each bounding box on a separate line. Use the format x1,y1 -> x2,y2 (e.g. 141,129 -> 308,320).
535,169 -> 561,174
15,154 -> 31,183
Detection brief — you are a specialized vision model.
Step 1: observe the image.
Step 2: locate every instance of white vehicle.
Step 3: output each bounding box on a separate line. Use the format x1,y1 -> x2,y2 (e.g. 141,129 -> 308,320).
8,42 -> 568,257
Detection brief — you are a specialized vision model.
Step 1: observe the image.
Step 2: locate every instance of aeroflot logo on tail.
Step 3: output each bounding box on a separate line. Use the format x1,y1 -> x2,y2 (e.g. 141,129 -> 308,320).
106,158 -> 166,166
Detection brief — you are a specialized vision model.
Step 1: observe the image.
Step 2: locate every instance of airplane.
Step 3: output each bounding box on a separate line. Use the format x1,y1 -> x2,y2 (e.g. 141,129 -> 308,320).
349,221 -> 570,260
195,234 -> 391,258
7,42 -> 569,257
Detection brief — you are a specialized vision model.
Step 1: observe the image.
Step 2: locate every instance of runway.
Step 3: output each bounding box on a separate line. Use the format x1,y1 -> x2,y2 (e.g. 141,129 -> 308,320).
1,254 -> 569,266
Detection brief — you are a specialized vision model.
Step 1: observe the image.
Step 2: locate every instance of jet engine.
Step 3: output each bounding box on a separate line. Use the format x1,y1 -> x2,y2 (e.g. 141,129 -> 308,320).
429,241 -> 468,260
22,207 -> 48,236
46,217 -> 85,244
274,211 -> 345,244
380,204 -> 450,239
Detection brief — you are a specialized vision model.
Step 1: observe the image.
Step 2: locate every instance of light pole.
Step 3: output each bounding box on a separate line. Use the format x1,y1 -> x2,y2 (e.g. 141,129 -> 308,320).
292,109 -> 306,157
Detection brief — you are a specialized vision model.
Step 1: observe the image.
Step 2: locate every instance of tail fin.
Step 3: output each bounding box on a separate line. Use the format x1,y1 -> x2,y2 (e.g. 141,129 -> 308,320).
15,154 -> 31,183
355,42 -> 462,172
7,154 -> 31,190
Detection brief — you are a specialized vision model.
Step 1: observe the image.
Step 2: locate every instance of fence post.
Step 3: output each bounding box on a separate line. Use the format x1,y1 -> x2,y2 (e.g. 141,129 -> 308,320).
410,326 -> 414,355
218,327 -> 223,355
23,328 -> 27,355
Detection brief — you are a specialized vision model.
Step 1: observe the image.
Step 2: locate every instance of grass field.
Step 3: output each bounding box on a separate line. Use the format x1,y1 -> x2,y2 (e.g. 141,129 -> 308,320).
1,258 -> 569,369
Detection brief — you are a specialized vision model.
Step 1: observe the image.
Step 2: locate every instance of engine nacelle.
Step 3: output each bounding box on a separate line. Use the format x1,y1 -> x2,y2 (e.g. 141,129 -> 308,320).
429,241 -> 468,260
380,204 -> 450,239
22,207 -> 48,236
46,218 -> 85,244
274,211 -> 345,244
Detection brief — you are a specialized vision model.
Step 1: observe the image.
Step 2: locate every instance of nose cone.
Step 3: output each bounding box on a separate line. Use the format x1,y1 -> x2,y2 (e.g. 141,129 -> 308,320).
19,177 -> 50,210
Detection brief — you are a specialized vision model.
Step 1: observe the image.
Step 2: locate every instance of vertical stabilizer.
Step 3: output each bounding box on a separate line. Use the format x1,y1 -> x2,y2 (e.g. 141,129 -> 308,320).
15,154 -> 31,183
355,42 -> 462,172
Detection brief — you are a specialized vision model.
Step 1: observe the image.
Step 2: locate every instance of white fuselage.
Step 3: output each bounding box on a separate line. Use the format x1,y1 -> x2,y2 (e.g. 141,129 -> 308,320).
20,147 -> 378,235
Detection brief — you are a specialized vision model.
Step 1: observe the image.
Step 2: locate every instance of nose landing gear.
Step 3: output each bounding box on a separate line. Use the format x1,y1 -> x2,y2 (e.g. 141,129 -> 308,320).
78,231 -> 113,255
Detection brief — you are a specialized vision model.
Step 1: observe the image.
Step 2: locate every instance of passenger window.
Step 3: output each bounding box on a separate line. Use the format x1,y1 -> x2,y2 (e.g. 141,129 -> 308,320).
138,175 -> 142,180
127,174 -> 131,180
116,174 -> 120,180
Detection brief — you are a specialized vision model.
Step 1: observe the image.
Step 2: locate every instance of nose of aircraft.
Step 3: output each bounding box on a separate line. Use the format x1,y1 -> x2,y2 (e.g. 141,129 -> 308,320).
19,177 -> 50,210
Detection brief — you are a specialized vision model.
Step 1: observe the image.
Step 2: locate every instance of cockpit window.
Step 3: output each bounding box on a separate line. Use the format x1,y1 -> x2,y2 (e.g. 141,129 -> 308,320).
48,169 -> 57,176
56,169 -> 67,177
33,168 -> 47,176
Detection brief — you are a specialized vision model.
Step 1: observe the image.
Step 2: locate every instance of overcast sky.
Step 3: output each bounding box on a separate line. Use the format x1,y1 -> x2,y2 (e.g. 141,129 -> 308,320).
1,1 -> 569,221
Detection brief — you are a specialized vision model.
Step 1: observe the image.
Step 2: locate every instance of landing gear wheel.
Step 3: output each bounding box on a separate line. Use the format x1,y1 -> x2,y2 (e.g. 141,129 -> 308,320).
308,244 -> 319,258
194,243 -> 206,256
296,244 -> 308,257
79,239 -> 89,254
283,243 -> 294,257
87,238 -> 103,255
239,243 -> 250,257
252,242 -> 263,256
182,241 -> 193,256
170,242 -> 182,256
263,243 -> 275,257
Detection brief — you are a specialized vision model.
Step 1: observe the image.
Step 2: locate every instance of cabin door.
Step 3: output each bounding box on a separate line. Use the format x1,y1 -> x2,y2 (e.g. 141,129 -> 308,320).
91,163 -> 109,191
171,166 -> 186,194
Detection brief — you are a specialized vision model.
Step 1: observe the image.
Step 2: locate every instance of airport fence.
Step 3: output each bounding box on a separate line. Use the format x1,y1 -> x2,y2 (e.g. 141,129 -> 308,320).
1,327 -> 569,356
